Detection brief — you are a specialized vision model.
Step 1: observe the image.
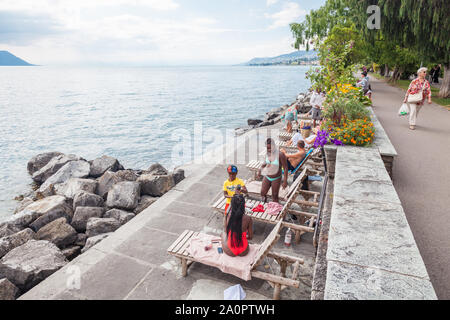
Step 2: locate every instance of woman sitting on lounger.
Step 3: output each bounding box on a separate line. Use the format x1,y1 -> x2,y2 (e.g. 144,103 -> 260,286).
258,138 -> 289,203
222,194 -> 253,257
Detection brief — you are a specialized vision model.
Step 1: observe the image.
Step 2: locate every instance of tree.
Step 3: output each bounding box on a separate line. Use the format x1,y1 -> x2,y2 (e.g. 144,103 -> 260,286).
291,0 -> 450,97
351,0 -> 450,97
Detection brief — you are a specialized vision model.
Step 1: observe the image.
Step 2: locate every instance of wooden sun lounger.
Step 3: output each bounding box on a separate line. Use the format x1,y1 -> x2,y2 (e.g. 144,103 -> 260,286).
211,169 -> 320,244
279,132 -> 295,141
253,147 -> 323,179
276,140 -> 297,152
167,221 -> 305,300
245,166 -> 306,202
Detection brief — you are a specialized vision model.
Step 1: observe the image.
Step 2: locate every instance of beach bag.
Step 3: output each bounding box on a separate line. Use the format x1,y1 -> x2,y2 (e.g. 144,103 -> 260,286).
407,86 -> 424,104
300,128 -> 311,138
398,103 -> 409,116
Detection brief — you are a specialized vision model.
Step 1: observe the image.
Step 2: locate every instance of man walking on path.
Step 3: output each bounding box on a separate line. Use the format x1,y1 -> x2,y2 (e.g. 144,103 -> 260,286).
370,74 -> 450,299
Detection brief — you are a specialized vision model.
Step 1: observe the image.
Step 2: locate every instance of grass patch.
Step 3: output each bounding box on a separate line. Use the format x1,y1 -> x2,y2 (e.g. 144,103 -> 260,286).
369,72 -> 450,108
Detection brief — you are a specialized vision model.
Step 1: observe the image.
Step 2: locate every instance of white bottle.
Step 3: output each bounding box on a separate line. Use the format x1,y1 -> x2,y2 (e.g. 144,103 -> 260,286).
284,228 -> 292,247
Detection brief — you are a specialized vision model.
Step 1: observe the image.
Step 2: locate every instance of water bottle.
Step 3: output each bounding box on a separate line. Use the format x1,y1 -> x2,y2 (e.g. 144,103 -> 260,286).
284,228 -> 292,247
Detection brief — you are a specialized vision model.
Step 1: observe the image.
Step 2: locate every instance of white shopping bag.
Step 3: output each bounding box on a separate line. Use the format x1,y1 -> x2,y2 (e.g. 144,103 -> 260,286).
398,103 -> 409,116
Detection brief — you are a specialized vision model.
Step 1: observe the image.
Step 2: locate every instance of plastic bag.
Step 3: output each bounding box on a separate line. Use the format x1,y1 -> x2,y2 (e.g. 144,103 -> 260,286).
398,103 -> 409,116
224,284 -> 246,300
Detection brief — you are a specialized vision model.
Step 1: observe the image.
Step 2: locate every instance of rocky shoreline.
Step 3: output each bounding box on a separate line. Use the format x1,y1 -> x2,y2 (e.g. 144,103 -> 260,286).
0,90 -> 314,300
0,153 -> 185,300
235,90 -> 314,135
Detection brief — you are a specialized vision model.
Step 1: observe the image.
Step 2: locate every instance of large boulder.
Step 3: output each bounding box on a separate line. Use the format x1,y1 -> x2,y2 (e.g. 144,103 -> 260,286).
89,155 -> 124,178
73,191 -> 104,211
137,174 -> 174,197
0,278 -> 19,300
13,197 -> 34,214
85,218 -> 121,238
0,240 -> 67,291
255,120 -> 275,128
0,225 -> 21,238
81,233 -> 112,253
38,160 -> 91,194
61,246 -> 81,261
115,170 -> 139,182
104,209 -> 135,225
147,163 -> 168,176
134,195 -> 158,215
0,195 -> 72,230
96,171 -> 122,199
27,152 -> 64,176
32,154 -> 81,184
71,207 -> 105,232
247,119 -> 263,126
36,218 -> 77,249
29,204 -> 73,232
106,181 -> 140,210
0,229 -> 35,258
54,178 -> 98,199
75,233 -> 87,247
172,169 -> 185,185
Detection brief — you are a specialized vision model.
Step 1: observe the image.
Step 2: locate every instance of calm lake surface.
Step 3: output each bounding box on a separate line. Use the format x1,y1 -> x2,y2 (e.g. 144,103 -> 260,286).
0,65 -> 310,219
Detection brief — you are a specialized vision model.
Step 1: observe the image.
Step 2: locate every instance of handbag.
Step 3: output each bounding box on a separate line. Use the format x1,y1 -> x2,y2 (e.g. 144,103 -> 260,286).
407,84 -> 424,104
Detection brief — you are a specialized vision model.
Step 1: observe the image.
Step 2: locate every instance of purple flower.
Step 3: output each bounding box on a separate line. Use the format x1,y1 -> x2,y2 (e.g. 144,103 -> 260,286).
331,139 -> 344,146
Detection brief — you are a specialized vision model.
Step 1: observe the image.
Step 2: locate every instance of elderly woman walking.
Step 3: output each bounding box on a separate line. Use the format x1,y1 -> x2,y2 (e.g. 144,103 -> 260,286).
403,67 -> 432,130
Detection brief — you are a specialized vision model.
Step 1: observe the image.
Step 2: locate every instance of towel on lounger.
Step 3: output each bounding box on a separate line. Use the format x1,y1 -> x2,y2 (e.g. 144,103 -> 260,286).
266,202 -> 283,216
188,233 -> 261,281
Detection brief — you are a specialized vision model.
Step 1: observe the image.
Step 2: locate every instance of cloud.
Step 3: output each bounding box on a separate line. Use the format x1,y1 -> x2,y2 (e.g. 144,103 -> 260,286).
0,0 -> 179,12
266,0 -> 279,6
265,2 -> 306,29
0,11 -> 64,45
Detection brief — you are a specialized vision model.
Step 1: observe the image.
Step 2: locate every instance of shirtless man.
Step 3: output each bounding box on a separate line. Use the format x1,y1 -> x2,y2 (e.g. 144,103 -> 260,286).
281,140 -> 306,171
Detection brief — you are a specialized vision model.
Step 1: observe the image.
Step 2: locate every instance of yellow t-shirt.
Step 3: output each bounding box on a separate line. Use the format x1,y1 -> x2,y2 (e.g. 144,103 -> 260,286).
223,178 -> 245,204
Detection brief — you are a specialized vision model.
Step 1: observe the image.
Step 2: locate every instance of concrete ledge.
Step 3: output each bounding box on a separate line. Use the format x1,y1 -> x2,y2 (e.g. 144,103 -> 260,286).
323,146 -> 436,300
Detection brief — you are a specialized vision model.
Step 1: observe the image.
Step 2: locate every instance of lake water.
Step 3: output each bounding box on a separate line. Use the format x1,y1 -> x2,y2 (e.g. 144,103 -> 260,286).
0,65 -> 310,219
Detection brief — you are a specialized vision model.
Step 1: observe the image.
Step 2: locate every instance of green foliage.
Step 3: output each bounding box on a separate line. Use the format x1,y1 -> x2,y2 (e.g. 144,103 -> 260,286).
323,118 -> 375,147
322,96 -> 370,126
291,0 -> 450,97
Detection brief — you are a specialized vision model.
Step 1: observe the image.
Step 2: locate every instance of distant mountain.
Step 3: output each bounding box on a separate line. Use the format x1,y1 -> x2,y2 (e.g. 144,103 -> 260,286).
242,50 -> 318,66
0,51 -> 34,66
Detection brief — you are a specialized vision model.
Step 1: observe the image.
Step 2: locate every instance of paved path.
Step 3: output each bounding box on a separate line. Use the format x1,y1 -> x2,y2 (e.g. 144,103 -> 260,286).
370,76 -> 450,299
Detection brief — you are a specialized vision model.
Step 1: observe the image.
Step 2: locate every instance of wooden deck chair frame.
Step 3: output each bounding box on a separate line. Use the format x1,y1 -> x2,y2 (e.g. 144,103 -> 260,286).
211,168 -> 320,244
279,131 -> 295,141
244,164 -> 308,202
167,220 -> 305,300
251,147 -> 322,180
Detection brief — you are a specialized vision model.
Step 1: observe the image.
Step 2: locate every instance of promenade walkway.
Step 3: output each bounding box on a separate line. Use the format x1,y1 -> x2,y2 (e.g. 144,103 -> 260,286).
19,125 -> 318,300
370,76 -> 450,299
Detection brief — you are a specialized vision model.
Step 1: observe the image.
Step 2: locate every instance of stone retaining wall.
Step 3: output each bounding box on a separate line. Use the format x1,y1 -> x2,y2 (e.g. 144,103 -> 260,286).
315,109 -> 436,299
324,146 -> 436,299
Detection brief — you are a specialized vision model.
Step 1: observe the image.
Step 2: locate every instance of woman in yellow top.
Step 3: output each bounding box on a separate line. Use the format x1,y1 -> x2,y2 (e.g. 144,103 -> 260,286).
223,165 -> 248,215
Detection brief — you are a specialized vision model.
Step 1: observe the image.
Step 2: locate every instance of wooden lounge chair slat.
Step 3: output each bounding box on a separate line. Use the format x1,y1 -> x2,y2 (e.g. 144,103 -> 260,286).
167,230 -> 190,253
288,209 -> 316,219
250,221 -> 283,269
171,230 -> 194,254
282,221 -> 314,233
267,252 -> 305,265
181,232 -> 199,256
212,195 -> 224,210
251,270 -> 300,288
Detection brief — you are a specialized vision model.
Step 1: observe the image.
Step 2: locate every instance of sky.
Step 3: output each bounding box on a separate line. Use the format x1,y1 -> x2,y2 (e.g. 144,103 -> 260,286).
0,0 -> 326,66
